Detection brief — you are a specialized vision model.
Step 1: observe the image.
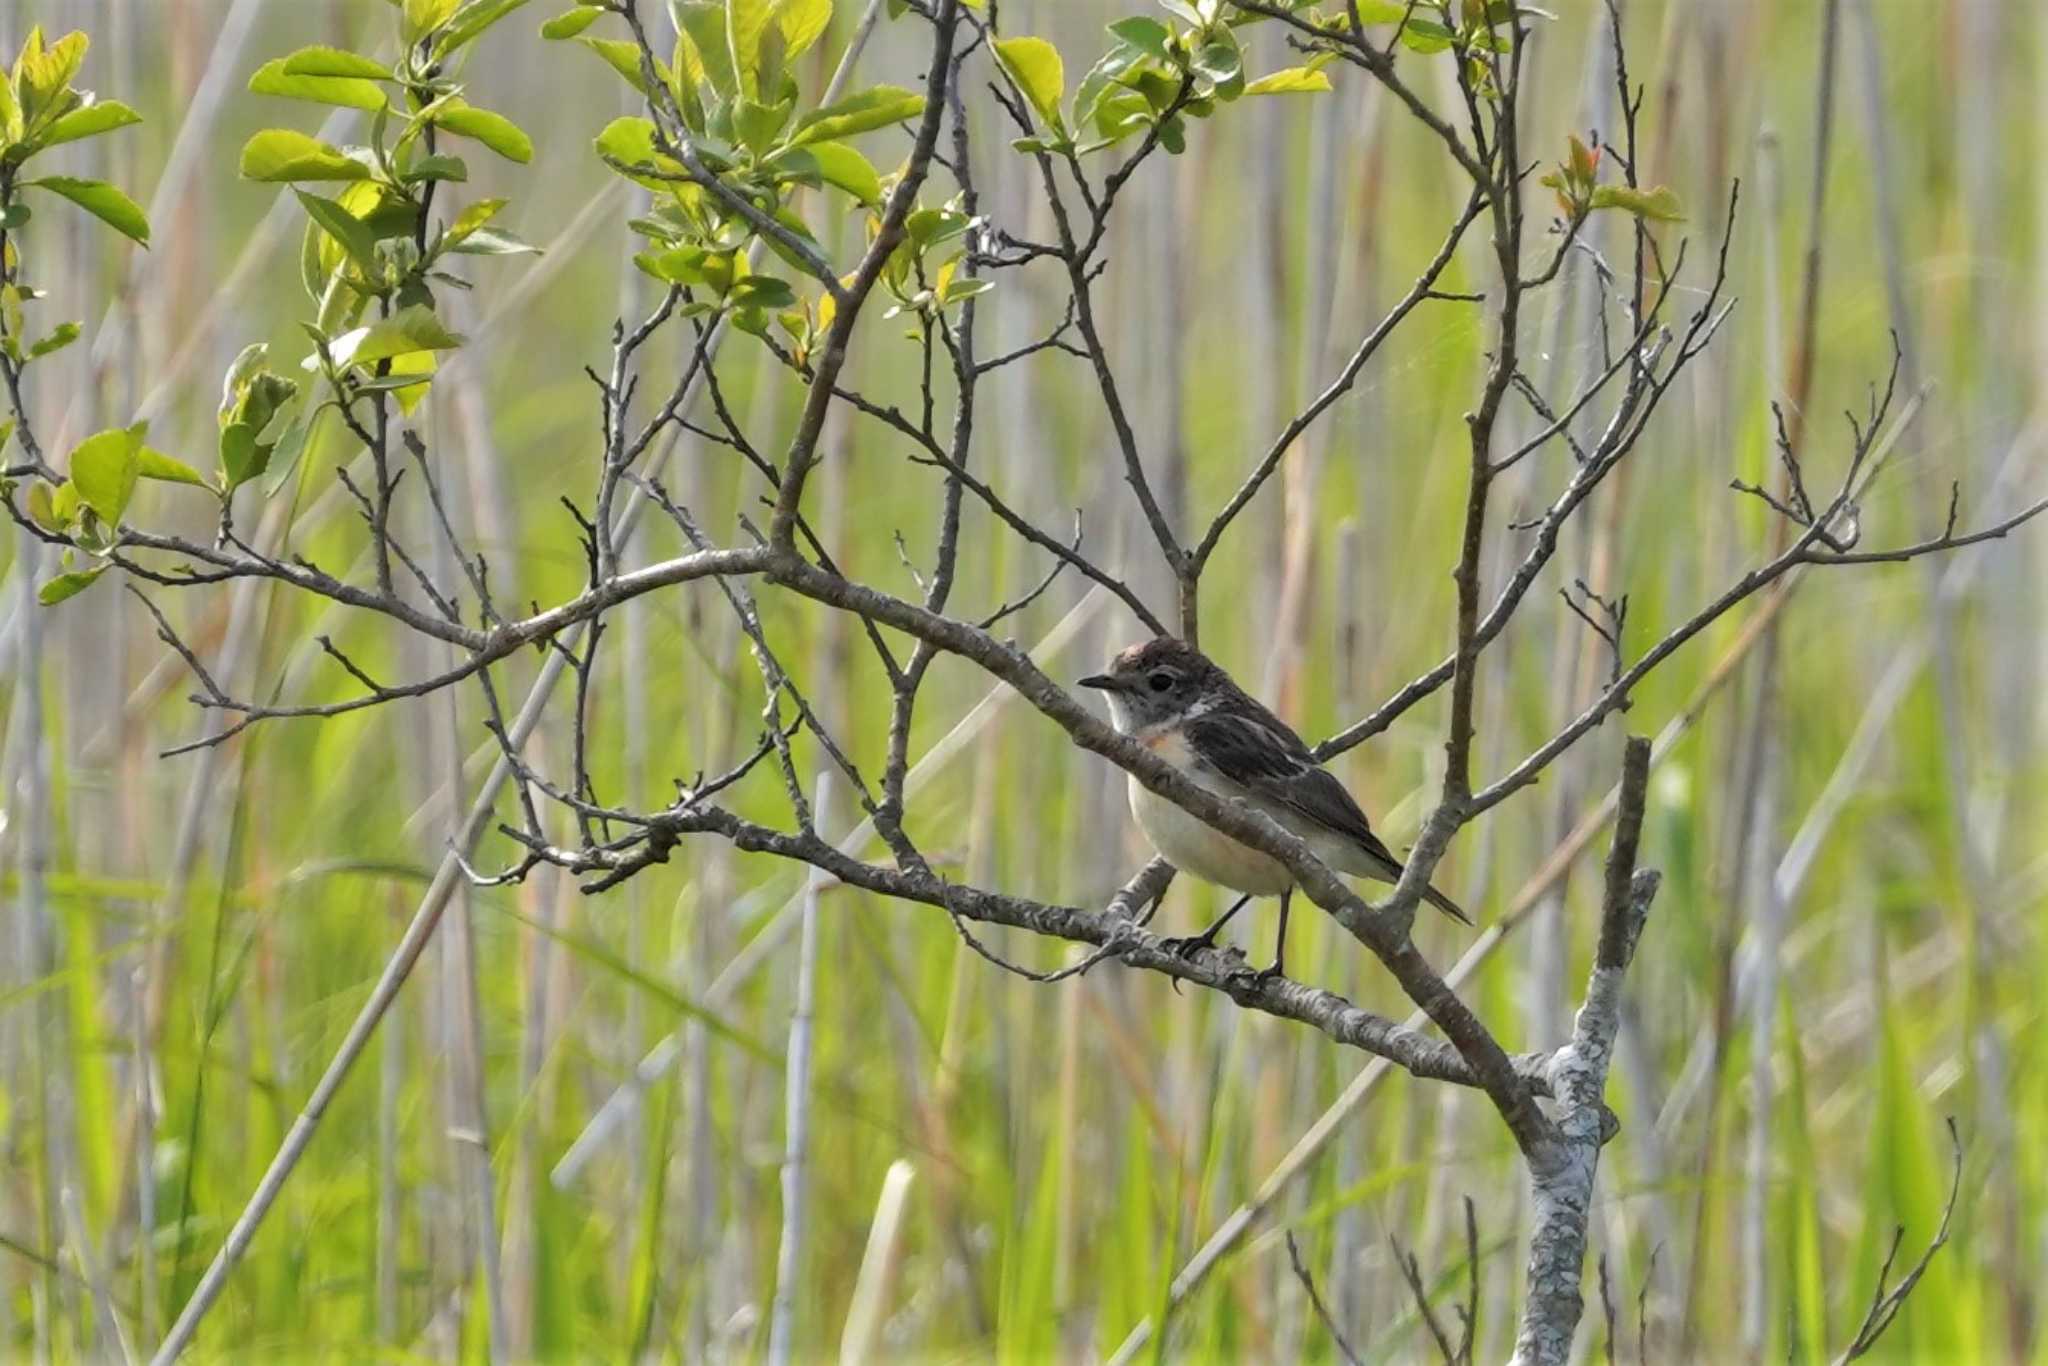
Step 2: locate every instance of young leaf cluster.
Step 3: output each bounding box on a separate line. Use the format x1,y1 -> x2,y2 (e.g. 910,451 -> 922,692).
559,2 -> 927,340
1538,133 -> 1683,223
1007,2 -> 1333,162
24,421 -> 205,602
0,28 -> 160,605
228,0 -> 539,490
0,27 -> 150,375
0,27 -> 151,245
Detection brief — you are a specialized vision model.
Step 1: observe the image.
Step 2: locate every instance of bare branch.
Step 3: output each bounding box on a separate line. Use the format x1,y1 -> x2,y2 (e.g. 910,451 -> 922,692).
1287,1234 -> 1364,1366
769,0 -> 962,546
1227,0 -> 1489,183
1191,190 -> 1488,571
1559,579 -> 1627,688
1514,737 -> 1657,1365
906,445 -> 1169,636
1391,1234 -> 1461,1364
1800,494 -> 2048,565
514,786 -> 1557,1093
1832,1118 -> 1964,1363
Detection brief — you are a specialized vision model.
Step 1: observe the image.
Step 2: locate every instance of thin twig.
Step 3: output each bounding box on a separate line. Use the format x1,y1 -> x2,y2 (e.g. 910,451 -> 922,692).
1831,1118 -> 1965,1364
1286,1233 -> 1363,1366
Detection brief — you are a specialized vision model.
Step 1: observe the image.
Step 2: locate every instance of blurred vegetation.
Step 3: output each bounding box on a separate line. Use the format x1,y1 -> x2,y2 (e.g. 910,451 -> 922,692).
0,0 -> 2043,1361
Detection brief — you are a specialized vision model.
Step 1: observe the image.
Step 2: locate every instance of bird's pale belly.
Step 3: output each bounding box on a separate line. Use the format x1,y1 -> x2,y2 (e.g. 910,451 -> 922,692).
1128,775 -> 1295,895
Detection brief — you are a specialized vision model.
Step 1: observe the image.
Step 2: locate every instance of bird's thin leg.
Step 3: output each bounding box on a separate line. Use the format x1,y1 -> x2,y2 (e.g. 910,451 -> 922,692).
1160,893 -> 1253,959
1250,890 -> 1291,984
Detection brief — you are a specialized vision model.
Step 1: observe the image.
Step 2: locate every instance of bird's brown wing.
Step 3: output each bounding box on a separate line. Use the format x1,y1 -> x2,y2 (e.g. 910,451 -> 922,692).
1184,708 -> 1403,872
1184,705 -> 1472,925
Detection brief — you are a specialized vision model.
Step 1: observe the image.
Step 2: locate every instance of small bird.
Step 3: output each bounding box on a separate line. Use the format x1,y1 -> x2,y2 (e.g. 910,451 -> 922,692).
1080,637 -> 1470,981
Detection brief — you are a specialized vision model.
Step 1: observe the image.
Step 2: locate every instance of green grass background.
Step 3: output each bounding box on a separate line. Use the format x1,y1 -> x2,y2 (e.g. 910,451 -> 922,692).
2,0 -> 2044,1360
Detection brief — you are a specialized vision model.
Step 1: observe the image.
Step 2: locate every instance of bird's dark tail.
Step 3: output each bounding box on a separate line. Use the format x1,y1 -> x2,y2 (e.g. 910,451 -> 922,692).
1423,882 -> 1474,926
1359,839 -> 1475,926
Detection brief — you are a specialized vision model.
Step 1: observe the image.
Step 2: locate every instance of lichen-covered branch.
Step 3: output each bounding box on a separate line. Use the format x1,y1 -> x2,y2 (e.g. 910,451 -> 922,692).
1512,736 -> 1658,1365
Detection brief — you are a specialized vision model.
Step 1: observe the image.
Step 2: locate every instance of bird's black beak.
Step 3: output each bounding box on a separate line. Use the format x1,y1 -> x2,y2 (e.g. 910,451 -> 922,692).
1078,673 -> 1118,691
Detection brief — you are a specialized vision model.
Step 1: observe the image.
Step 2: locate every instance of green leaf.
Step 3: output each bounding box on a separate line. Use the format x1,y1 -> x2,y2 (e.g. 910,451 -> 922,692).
405,0 -> 463,36
633,248 -> 704,286
383,349 -> 437,415
1072,44 -> 1141,133
408,153 -> 470,182
449,197 -> 507,240
448,224 -> 539,255
294,190 -> 382,275
1130,67 -> 1181,113
776,0 -> 833,59
0,202 -> 29,229
631,245 -> 738,289
28,177 -> 149,246
50,481 -> 82,528
787,85 -> 925,146
1107,17 -> 1172,60
433,101 -> 534,162
259,410 -> 318,496
540,6 -> 605,39
674,3 -> 740,98
220,342 -> 275,417
248,57 -> 388,111
218,420 -> 262,489
279,46 -> 396,80
1398,19 -> 1456,53
28,321 -> 80,359
328,304 -> 466,369
940,276 -> 992,306
439,0 -> 535,54
39,99 -> 142,150
728,0 -> 776,97
239,129 -> 374,181
1566,132 -> 1597,187
25,480 -> 65,533
768,140 -> 879,204
302,185 -> 395,295
38,567 -> 106,605
734,97 -> 795,154
1588,184 -> 1685,222
731,273 -> 796,309
218,344 -> 302,489
904,206 -> 968,248
578,36 -> 652,93
67,424 -> 144,525
138,447 -> 209,488
593,115 -> 687,187
993,36 -> 1064,131
15,30 -> 89,131
1191,36 -> 1241,87
1242,66 -> 1332,95
0,59 -> 21,146
1085,88 -> 1151,149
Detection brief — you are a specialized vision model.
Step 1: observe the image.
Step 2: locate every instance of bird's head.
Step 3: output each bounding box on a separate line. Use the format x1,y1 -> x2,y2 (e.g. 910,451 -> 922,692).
1079,636 -> 1224,732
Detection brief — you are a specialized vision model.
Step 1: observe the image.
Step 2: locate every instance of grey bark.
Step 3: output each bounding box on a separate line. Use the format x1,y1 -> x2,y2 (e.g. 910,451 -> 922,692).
1511,737 -> 1659,1366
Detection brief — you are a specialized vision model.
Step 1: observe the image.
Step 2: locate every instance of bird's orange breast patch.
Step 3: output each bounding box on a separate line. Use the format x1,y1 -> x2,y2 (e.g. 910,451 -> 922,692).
1136,724 -> 1195,769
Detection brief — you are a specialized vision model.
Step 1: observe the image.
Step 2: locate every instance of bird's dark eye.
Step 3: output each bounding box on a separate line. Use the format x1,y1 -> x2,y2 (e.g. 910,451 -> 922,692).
1147,671 -> 1174,693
